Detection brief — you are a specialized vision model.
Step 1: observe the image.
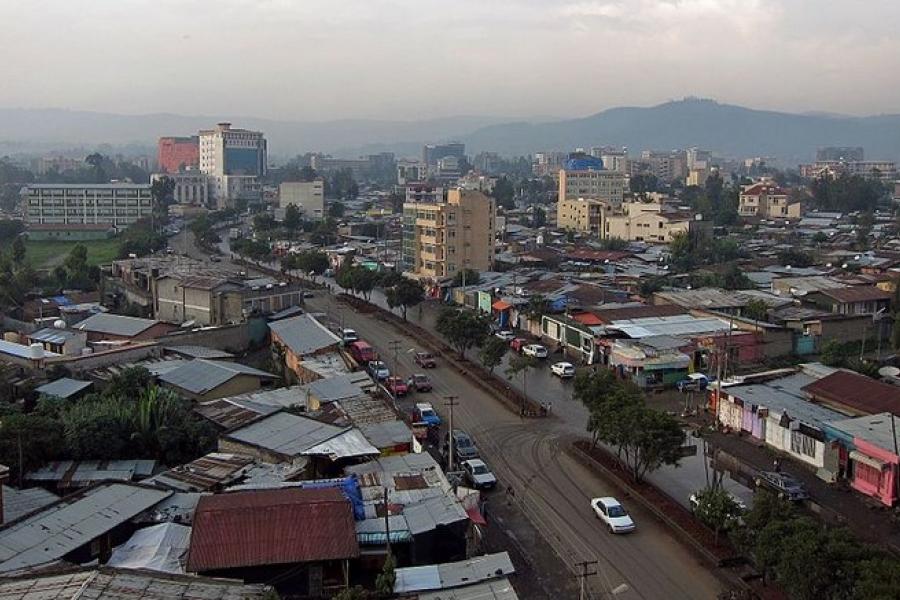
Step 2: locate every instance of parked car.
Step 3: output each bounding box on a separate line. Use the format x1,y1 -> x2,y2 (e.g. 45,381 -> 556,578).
414,402 -> 441,427
523,344 -> 549,359
462,459 -> 497,490
509,338 -> 528,352
302,291 -> 315,298
755,471 -> 808,501
414,351 -> 437,368
385,376 -> 408,396
408,373 -> 433,392
367,360 -> 390,381
495,330 -> 517,342
341,328 -> 359,344
590,497 -> 636,534
551,361 -> 576,378
445,429 -> 479,463
677,373 -> 709,392
348,340 -> 376,364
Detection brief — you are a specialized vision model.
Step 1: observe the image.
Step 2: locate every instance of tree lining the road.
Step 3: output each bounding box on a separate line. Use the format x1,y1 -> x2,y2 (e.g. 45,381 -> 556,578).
382,272 -> 424,321
692,484 -> 742,544
283,249 -> 329,276
479,337 -> 509,373
730,490 -> 900,600
574,370 -> 684,482
505,354 -> 538,413
436,307 -> 491,358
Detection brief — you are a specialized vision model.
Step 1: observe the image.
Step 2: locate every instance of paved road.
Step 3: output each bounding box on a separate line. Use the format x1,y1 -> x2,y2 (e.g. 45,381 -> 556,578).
307,291 -> 723,600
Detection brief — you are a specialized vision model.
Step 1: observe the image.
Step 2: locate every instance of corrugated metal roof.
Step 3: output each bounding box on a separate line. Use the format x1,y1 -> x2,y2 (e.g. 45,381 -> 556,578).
418,579 -> 519,600
106,522 -> 191,574
145,453 -> 254,493
0,567 -> 268,599
269,314 -> 341,356
803,370 -> 900,416
186,487 -> 359,572
224,412 -> 347,458
34,378 -> 92,399
26,460 -> 158,488
405,494 -> 469,535
395,552 -> 515,593
158,360 -> 276,395
193,397 -> 278,430
164,345 -> 234,360
27,328 -> 79,345
0,340 -> 60,359
608,314 -> 732,339
0,483 -> 172,574
359,420 -> 413,448
307,374 -> 367,403
1,486 -> 59,524
300,428 -> 379,460
73,313 -> 159,337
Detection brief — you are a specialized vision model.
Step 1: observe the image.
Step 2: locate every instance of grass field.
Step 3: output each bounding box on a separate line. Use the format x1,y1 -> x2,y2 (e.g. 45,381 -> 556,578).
21,238 -> 122,268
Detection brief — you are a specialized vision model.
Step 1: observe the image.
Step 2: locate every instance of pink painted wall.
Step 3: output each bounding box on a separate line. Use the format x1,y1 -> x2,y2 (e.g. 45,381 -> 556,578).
851,438 -> 899,506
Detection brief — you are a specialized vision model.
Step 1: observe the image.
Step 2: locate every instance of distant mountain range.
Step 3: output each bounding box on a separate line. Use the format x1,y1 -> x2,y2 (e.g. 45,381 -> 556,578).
2,99 -> 900,164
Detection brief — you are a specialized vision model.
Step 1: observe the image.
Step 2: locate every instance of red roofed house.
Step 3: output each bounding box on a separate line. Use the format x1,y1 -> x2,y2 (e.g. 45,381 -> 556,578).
186,487 -> 358,595
738,182 -> 801,219
805,286 -> 892,317
803,370 -> 900,417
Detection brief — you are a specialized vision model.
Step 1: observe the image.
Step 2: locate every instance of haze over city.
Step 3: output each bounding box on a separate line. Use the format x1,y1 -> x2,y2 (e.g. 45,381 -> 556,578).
3,0 -> 900,120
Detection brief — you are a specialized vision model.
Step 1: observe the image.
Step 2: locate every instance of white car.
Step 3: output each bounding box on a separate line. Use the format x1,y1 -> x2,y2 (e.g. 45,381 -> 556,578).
522,344 -> 549,359
551,361 -> 576,378
495,330 -> 517,341
591,497 -> 636,534
462,459 -> 497,490
341,328 -> 359,343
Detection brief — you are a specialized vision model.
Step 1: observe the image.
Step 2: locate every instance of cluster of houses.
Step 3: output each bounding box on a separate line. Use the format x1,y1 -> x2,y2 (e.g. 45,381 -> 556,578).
0,308 -> 516,599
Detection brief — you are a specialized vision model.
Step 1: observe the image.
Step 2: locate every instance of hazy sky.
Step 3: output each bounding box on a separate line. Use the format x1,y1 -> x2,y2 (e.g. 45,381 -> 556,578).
4,0 -> 900,121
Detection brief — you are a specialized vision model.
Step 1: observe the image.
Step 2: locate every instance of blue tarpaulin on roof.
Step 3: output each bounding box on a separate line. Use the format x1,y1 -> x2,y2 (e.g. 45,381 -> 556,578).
296,476 -> 365,521
51,295 -> 73,306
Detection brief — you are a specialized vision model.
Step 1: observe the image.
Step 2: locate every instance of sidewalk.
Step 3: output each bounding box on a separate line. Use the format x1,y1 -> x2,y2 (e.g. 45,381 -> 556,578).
706,429 -> 900,552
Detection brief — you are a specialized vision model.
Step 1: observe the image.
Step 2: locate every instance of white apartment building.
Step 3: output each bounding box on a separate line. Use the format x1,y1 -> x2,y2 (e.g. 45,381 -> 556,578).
150,172 -> 209,206
558,169 -> 626,206
278,180 -> 325,219
24,183 -> 152,230
199,122 -> 267,208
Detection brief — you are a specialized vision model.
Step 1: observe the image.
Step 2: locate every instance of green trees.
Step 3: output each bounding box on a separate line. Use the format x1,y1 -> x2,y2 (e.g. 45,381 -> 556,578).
692,485 -> 743,543
328,201 -> 347,218
478,337 -> 508,373
811,173 -> 885,213
283,204 -> 302,231
506,354 -> 538,410
335,265 -> 379,301
731,490 -> 895,600
232,238 -> 272,262
285,250 -> 329,276
574,371 -> 684,482
491,176 -> 516,209
744,298 -> 769,322
384,277 -> 424,321
436,307 -> 491,358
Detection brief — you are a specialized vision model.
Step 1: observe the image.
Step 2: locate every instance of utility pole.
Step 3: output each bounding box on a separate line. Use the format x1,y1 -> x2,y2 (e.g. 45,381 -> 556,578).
574,559 -> 598,600
445,395 -> 459,471
388,339 -> 402,373
383,486 -> 392,558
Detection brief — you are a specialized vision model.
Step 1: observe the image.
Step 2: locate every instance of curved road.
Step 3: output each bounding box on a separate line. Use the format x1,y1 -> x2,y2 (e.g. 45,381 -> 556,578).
308,291 -> 723,600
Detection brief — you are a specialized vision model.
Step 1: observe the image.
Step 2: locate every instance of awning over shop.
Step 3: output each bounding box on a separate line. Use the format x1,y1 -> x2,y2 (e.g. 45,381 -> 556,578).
850,450 -> 887,470
492,300 -> 512,311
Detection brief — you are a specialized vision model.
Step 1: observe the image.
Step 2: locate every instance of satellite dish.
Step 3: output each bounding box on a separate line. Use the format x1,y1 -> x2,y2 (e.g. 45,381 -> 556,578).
879,366 -> 900,378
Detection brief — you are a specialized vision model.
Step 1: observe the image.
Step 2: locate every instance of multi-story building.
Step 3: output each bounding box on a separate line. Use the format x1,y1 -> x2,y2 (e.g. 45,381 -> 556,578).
155,274 -> 304,326
591,147 -> 629,174
556,198 -> 606,236
397,160 -> 426,185
199,123 -> 267,208
157,136 -> 199,173
799,160 -> 897,181
738,182 -> 802,218
817,147 -> 864,162
402,189 -> 495,279
29,156 -> 83,176
532,152 -> 567,177
603,201 -> 696,243
422,142 -> 465,167
278,180 -> 325,219
24,183 -> 152,230
558,156 -> 626,206
150,171 -> 209,206
405,184 -> 445,205
638,150 -> 688,181
686,147 -> 712,170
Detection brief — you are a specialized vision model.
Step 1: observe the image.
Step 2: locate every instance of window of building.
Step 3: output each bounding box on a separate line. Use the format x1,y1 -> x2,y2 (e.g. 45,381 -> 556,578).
790,431 -> 816,458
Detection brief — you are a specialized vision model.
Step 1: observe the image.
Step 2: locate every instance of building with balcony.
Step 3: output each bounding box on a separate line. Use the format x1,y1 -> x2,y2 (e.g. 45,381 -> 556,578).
24,183 -> 153,231
402,189 -> 495,279
556,198 -> 606,236
739,182 -> 802,219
